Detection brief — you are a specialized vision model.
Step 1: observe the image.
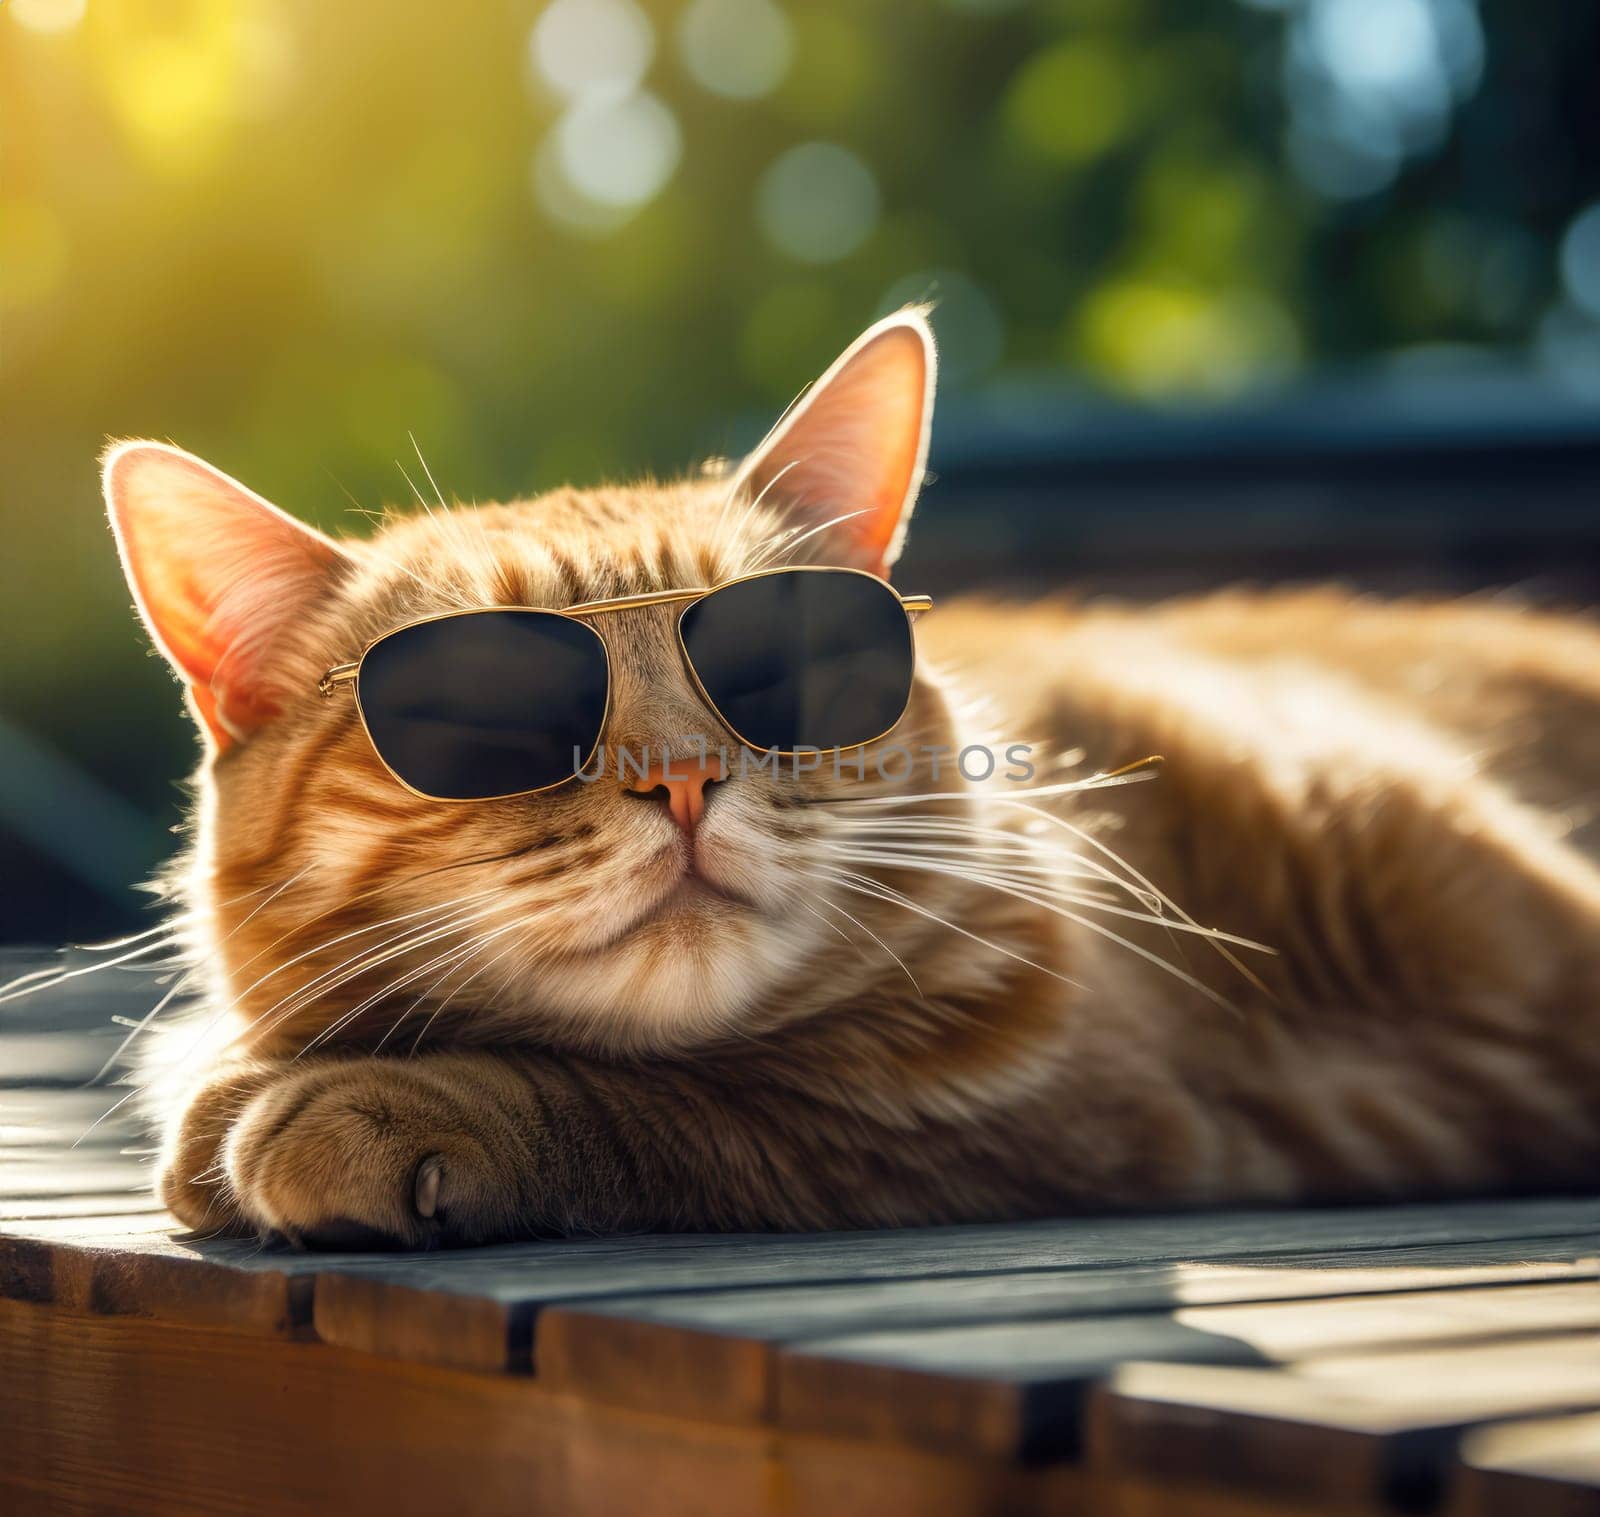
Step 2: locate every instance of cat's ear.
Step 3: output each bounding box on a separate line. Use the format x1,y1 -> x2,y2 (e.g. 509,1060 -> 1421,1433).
731,308 -> 936,574
102,440 -> 353,751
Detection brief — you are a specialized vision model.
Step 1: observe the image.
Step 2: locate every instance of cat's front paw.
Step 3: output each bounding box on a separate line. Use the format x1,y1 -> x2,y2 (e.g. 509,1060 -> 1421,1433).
221,1061 -> 527,1249
156,1058 -> 278,1238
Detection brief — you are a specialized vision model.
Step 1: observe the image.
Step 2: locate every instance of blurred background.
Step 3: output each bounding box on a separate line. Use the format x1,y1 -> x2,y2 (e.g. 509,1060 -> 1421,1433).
4,0 -> 1600,942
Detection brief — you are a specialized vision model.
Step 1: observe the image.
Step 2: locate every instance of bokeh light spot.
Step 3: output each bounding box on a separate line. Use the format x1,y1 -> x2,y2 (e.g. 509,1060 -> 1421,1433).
1075,279 -> 1300,398
531,0 -> 654,103
1276,0 -> 1485,201
1310,0 -> 1436,93
1003,42 -> 1133,165
1558,204 -> 1600,323
1537,304 -> 1600,399
534,138 -> 634,238
10,0 -> 87,34
756,143 -> 880,264
1136,160 -> 1268,277
231,16 -> 299,121
104,35 -> 235,170
679,0 -> 792,101
556,91 -> 682,210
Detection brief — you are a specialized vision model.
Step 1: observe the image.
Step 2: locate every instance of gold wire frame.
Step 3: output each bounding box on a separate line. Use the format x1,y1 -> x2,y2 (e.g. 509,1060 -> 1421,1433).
317,566 -> 934,803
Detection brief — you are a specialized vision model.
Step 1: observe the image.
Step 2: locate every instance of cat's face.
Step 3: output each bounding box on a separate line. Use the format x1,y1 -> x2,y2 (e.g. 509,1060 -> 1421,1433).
105,313 -> 968,1057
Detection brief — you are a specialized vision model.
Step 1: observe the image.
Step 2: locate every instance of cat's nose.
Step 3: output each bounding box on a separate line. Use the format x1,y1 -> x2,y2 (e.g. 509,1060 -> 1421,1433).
621,752 -> 727,834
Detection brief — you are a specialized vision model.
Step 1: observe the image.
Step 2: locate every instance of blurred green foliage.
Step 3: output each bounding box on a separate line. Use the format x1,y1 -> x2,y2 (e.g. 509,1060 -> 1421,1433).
2,0 -> 1597,860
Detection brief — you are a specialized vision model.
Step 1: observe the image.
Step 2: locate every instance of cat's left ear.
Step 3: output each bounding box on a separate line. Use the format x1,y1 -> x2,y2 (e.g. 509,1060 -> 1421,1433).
731,308 -> 935,574
102,441 -> 354,751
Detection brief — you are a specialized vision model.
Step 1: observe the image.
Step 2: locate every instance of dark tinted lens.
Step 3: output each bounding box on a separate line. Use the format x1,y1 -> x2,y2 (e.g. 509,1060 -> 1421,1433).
356,611 -> 608,800
679,570 -> 914,751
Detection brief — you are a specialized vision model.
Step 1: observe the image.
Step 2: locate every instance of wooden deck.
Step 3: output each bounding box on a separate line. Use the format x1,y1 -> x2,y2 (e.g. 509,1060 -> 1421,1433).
3,955 -> 1598,1516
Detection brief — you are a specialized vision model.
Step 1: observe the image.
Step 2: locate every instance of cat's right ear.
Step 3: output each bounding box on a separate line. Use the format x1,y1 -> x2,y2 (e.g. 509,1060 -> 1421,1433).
730,308 -> 936,575
102,441 -> 353,751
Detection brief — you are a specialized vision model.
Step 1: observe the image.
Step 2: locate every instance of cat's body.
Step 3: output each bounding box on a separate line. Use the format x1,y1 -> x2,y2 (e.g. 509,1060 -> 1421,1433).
100,313 -> 1600,1247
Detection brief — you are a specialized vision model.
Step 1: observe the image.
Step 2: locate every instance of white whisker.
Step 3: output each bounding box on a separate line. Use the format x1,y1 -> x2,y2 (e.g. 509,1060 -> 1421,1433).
404,922 -> 532,1054
0,936 -> 184,1008
801,865 -> 1082,991
805,891 -> 922,995
820,847 -> 1244,1013
821,846 -> 1268,953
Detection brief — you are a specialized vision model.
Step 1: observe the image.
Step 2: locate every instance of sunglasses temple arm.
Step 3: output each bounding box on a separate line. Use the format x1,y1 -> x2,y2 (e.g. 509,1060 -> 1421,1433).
319,663 -> 360,698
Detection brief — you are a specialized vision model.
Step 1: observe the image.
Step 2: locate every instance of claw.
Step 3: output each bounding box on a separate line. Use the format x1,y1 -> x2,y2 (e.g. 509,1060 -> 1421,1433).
414,1154 -> 443,1219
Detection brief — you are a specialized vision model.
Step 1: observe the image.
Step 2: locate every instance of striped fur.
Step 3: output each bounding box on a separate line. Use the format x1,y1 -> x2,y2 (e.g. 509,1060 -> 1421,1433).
104,325 -> 1600,1247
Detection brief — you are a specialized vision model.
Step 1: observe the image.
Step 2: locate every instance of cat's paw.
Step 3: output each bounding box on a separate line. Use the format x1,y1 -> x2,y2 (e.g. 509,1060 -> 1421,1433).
156,1059 -> 277,1238
219,1061 -> 526,1249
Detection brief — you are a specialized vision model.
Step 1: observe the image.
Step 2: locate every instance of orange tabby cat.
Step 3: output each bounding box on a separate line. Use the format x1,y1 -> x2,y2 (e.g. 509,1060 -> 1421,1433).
102,311 -> 1600,1248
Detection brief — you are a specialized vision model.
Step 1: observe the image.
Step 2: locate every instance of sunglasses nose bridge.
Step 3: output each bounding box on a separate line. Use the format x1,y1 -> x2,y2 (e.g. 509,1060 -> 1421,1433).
591,618 -> 734,754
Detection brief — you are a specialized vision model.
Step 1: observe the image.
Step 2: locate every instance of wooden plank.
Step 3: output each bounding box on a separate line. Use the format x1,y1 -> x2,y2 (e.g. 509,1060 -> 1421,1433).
0,1031 -> 123,1085
777,1283 -> 1600,1459
542,1236 -> 1600,1342
0,1060 -> 152,1238
1172,1280 -> 1600,1360
535,1238 -> 1600,1421
0,1067 -> 325,1337
0,1086 -> 140,1138
0,1295 -> 1084,1517
0,1295 -> 775,1517
0,1193 -> 167,1222
1095,1478 -> 1338,1517
0,957 -> 171,1074
1089,1338 -> 1600,1514
539,1310 -> 774,1422
780,1311 -> 1271,1460
0,1221 -> 321,1335
314,1269 -> 537,1375
1453,1412 -> 1600,1517
0,1067 -> 171,1313
776,1429 -> 1089,1517
310,1196 -> 1600,1371
0,1209 -> 399,1335
0,1159 -> 157,1199
0,1082 -> 145,1158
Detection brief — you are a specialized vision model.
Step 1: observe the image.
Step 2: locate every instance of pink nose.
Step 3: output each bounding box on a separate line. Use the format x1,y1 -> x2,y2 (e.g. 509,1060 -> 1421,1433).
622,753 -> 726,834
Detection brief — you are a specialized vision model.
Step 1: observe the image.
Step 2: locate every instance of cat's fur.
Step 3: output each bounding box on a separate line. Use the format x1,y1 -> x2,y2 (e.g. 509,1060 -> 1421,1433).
102,311 -> 1600,1248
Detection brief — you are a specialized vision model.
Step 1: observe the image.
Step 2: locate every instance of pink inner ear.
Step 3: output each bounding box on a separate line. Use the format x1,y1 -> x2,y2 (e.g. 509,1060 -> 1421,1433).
103,442 -> 349,748
735,314 -> 935,574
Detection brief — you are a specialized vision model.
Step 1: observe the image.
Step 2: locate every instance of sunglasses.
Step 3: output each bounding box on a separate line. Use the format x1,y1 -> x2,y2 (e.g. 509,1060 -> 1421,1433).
317,566 -> 934,802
